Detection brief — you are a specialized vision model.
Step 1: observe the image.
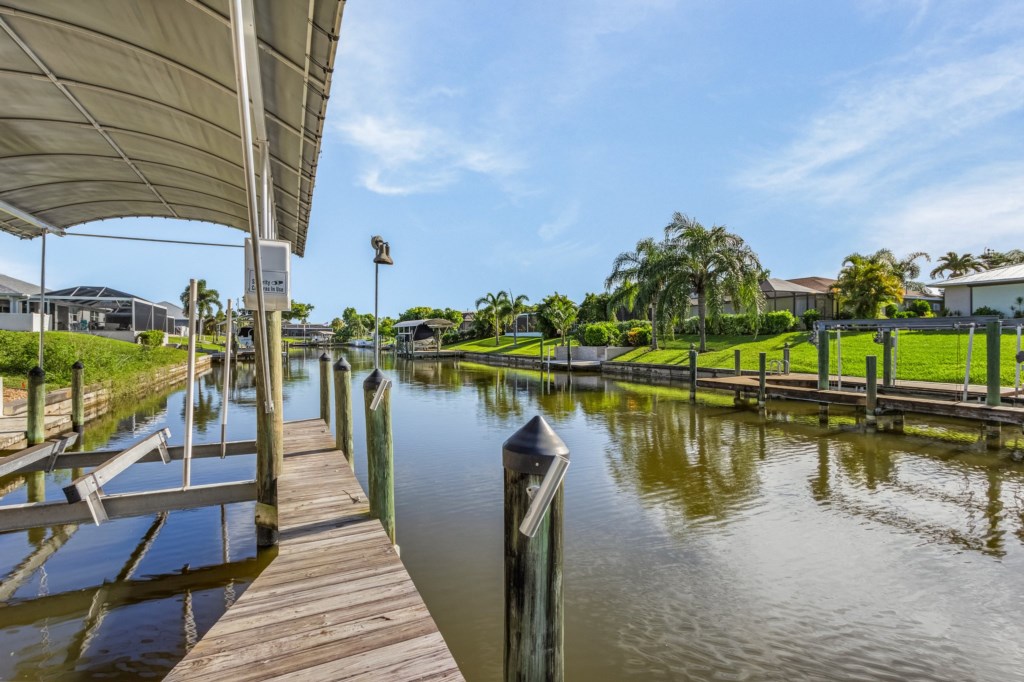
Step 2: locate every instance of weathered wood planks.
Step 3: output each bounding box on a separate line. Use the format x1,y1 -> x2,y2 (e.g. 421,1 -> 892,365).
164,418 -> 463,681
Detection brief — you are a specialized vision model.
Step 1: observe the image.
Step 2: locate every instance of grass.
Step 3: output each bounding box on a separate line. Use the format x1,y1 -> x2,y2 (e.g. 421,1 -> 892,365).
169,335 -> 226,352
445,335 -> 579,356
613,329 -> 1024,386
1,331 -> 188,393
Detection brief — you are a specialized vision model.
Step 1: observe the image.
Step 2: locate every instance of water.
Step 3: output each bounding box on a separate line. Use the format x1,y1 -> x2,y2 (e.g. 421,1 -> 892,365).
3,349 -> 1024,680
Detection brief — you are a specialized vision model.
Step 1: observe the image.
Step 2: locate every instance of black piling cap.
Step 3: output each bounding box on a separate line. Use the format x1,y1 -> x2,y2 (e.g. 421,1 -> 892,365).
319,352 -> 331,362
502,415 -> 569,474
333,356 -> 351,372
29,366 -> 44,379
72,360 -> 84,370
363,367 -> 387,390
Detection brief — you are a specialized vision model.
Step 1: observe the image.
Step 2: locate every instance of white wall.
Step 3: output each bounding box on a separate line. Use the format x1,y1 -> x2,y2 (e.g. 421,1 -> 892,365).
943,287 -> 971,316
0,312 -> 50,332
971,283 -> 1024,316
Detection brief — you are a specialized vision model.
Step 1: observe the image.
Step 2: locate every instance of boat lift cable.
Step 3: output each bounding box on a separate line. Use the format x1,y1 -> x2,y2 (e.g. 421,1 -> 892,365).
63,232 -> 245,248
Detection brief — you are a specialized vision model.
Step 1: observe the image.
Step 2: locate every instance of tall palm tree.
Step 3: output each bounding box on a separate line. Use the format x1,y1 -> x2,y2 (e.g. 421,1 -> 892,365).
929,252 -> 984,280
505,290 -> 530,346
663,213 -> 766,352
475,291 -> 509,345
180,279 -> 222,340
605,237 -> 673,350
836,254 -> 903,318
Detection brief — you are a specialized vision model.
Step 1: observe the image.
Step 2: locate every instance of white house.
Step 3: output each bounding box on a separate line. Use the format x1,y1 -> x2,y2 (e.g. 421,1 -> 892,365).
932,264 -> 1024,317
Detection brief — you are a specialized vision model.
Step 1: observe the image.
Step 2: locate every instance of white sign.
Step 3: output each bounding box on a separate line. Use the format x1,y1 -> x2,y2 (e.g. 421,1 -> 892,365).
244,239 -> 291,311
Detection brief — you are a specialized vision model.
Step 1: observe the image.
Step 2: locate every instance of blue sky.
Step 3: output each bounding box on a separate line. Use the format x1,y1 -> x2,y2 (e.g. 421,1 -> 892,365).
2,0 -> 1022,320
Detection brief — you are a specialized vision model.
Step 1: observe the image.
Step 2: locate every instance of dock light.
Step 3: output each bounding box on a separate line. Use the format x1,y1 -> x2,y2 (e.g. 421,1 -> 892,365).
370,235 -> 393,370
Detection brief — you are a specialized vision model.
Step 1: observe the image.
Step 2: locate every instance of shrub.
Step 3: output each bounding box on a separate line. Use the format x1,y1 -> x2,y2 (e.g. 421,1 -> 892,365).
973,305 -> 1004,318
907,300 -> 932,317
893,310 -> 917,319
801,309 -> 821,331
137,330 -> 165,347
626,326 -> 652,346
761,310 -> 798,334
579,321 -> 621,346
883,303 -> 898,318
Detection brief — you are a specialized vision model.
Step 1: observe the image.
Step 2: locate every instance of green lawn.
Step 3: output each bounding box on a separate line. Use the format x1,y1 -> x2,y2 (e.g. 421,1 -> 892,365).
169,335 -> 226,352
445,335 -> 578,357
613,330 -> 1024,386
1,331 -> 188,392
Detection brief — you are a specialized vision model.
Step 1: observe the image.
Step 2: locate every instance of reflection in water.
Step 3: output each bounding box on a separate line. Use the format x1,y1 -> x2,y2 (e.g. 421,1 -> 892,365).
4,351 -> 1024,680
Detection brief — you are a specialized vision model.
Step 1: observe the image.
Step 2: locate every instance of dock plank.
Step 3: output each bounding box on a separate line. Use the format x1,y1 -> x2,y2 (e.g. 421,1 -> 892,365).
165,419 -> 463,681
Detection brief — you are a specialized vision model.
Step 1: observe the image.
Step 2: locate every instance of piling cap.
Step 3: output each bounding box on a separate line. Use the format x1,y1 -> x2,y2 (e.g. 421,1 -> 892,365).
362,367 -> 388,390
29,365 -> 44,378
503,415 -> 569,474
319,352 -> 331,362
333,356 -> 351,372
72,360 -> 84,370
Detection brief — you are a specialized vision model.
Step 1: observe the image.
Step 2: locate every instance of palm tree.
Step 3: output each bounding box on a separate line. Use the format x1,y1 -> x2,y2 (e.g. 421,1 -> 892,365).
605,237 -> 674,350
475,291 -> 510,345
539,292 -> 578,370
505,290 -> 530,346
929,252 -> 983,280
836,254 -> 903,318
663,213 -> 766,352
180,279 -> 222,340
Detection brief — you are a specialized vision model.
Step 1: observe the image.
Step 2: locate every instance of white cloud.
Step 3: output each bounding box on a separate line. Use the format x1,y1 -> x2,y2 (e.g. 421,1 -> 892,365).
871,163 -> 1024,253
537,201 -> 580,241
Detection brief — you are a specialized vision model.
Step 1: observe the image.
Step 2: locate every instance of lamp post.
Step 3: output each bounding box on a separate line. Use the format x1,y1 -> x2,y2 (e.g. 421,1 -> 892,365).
370,235 -> 393,369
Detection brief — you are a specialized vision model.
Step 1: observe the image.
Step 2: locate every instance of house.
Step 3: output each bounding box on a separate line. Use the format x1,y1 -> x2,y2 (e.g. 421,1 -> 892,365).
282,323 -> 334,340
158,301 -> 189,335
45,286 -> 167,341
901,287 -> 943,314
0,273 -> 48,331
932,264 -> 1024,317
459,311 -> 475,335
760,278 -> 838,319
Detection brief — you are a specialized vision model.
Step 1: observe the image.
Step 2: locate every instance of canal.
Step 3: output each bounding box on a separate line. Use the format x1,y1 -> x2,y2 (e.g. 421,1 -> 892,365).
3,348 -> 1024,680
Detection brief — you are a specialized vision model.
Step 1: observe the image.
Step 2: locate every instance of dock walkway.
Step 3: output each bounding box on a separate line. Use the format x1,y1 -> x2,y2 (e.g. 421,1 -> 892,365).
165,419 -> 463,681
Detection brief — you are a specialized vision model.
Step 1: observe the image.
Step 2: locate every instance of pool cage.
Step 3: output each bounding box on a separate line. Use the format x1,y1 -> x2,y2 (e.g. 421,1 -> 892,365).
45,286 -> 167,333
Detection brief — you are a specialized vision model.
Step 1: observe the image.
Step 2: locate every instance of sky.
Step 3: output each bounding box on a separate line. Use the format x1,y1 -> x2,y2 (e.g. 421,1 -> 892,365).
2,0 -> 1023,321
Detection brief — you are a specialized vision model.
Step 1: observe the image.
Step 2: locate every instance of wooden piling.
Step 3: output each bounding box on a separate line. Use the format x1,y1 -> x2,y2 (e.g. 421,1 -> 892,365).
26,470 -> 45,545
758,352 -> 767,407
986,320 -> 1001,407
882,331 -> 893,388
254,311 -> 283,548
71,360 -> 85,432
818,402 -> 829,425
689,349 -> 697,402
783,342 -> 791,374
817,329 -> 829,390
319,352 -> 331,425
27,366 -> 45,446
865,355 -> 877,427
333,356 -> 354,468
984,421 -> 1001,449
363,368 -> 395,545
503,416 -> 566,682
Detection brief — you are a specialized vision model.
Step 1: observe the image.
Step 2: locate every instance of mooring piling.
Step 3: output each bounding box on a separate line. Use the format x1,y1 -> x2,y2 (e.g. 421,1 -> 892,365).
503,415 -> 567,682
783,342 -> 791,374
758,352 -> 767,408
987,320 -> 1001,407
363,368 -> 395,545
71,360 -> 85,433
333,356 -> 354,468
817,329 -> 829,391
865,355 -> 877,428
882,330 -> 893,388
27,366 -> 45,445
319,352 -> 331,425
689,349 -> 698,402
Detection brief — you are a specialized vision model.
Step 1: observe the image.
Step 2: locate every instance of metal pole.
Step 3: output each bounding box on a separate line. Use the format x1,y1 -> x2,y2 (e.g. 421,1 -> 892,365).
220,299 -> 233,458
865,355 -> 877,428
963,324 -> 975,401
38,230 -> 46,368
374,263 -> 380,370
1016,325 -> 1021,398
893,329 -> 899,385
183,278 -> 198,488
836,328 -> 842,391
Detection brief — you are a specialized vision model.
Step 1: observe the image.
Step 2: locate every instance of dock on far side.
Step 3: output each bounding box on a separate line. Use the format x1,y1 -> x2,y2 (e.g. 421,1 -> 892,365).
165,418 -> 463,681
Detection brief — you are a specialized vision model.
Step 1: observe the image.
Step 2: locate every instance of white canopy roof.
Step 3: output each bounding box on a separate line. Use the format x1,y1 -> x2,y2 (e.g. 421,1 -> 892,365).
932,264 -> 1024,288
0,0 -> 345,256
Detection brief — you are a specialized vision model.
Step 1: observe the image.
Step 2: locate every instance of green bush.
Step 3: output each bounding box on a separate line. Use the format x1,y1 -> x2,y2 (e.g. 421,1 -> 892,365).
137,330 -> 165,347
626,326 -> 652,346
761,310 -> 798,334
906,300 -> 932,317
883,303 -> 898,318
800,309 -> 821,331
893,310 -> 917,319
973,305 -> 1004,318
579,321 -> 621,346
680,311 -> 797,335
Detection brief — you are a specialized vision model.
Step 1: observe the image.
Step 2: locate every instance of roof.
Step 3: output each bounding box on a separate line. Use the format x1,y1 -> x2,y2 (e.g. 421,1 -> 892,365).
393,318 -> 456,329
47,285 -> 154,302
0,272 -> 43,296
159,300 -> 186,318
786,277 -> 836,293
761,278 -> 819,295
931,264 -> 1024,288
902,286 -> 942,299
0,1 -> 346,256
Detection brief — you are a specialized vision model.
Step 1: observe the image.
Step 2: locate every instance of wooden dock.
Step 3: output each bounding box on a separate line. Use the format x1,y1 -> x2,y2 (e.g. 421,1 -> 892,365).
165,419 -> 463,681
